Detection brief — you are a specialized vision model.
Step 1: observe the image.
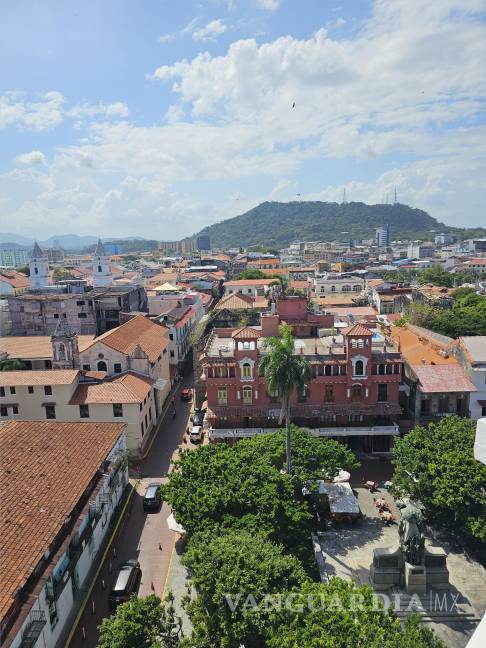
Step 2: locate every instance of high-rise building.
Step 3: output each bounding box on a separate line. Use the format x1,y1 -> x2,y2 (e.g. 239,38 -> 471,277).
375,224 -> 390,247
0,246 -> 30,268
197,235 -> 211,251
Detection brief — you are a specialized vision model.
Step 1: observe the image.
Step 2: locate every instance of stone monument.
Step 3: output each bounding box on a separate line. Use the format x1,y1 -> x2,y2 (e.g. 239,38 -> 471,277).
370,500 -> 449,593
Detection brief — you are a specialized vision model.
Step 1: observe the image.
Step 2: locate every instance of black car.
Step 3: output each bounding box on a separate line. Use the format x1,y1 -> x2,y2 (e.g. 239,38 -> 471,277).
109,560 -> 141,608
193,410 -> 205,426
143,483 -> 162,511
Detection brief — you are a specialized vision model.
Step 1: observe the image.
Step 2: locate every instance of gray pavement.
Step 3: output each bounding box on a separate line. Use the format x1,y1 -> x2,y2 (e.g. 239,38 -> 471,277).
67,373 -> 193,648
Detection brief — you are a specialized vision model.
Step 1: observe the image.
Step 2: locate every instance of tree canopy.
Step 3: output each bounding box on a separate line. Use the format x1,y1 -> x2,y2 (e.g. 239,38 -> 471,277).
264,579 -> 446,648
409,291 -> 486,337
161,427 -> 358,557
392,417 -> 486,544
97,594 -> 183,648
183,530 -> 306,648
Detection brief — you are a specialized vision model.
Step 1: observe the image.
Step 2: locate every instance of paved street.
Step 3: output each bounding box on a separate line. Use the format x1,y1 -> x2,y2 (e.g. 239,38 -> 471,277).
68,373 -> 194,648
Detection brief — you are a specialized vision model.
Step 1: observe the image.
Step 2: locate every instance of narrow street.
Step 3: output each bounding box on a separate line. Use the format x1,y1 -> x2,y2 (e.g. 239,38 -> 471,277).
67,371 -> 194,648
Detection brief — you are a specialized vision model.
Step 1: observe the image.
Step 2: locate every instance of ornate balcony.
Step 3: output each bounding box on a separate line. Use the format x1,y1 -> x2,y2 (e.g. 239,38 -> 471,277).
20,610 -> 46,648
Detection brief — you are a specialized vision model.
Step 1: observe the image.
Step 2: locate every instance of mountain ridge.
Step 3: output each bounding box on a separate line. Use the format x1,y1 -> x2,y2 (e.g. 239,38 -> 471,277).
194,201 -> 486,248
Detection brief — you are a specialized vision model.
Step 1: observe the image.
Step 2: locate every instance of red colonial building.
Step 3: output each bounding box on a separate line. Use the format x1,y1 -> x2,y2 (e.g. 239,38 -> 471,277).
201,297 -> 403,455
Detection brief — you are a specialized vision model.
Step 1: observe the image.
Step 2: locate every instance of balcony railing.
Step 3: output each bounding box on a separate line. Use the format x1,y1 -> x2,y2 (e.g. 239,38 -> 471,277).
20,610 -> 46,648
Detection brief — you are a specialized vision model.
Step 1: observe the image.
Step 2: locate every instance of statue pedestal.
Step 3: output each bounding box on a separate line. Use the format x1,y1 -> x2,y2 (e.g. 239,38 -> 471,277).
404,562 -> 426,594
424,546 -> 449,589
370,546 -> 402,590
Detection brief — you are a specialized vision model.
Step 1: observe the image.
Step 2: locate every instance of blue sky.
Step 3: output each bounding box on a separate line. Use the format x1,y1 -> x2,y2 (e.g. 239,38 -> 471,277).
1,0 -> 485,240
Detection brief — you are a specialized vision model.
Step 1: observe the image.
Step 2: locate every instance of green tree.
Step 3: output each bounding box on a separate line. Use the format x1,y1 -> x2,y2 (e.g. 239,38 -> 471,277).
264,579 -> 446,648
237,269 -> 265,279
392,417 -> 486,544
160,439 -> 313,552
258,324 -> 311,473
183,530 -> 306,648
0,359 -> 26,371
97,594 -> 183,648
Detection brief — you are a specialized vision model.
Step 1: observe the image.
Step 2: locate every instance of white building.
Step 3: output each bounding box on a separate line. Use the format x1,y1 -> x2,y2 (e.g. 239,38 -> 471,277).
407,242 -> 435,260
375,225 -> 390,247
0,246 -> 29,268
92,239 -> 113,288
452,337 -> 486,419
0,368 -> 157,455
0,419 -> 128,648
29,242 -> 50,290
313,272 -> 365,296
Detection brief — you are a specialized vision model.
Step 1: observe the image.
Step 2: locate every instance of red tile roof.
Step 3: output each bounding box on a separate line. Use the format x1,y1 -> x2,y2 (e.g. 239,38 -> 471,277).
342,323 -> 373,337
0,369 -> 79,387
232,326 -> 261,339
0,271 -> 29,289
87,314 -> 168,363
0,420 -> 125,624
411,364 -> 477,393
69,372 -> 153,404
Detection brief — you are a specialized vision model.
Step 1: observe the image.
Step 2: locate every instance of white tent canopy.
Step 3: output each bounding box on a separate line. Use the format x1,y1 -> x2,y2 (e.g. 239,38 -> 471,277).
166,512 -> 186,534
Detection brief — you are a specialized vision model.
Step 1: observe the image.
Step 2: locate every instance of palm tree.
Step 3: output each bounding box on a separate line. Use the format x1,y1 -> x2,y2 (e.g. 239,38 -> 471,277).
258,323 -> 311,473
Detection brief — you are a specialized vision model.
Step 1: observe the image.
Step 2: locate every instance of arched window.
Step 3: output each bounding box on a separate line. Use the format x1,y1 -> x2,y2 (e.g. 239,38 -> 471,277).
342,285 -> 352,293
34,267 -> 38,274
243,386 -> 252,404
353,285 -> 362,292
97,360 -> 108,372
354,360 -> 364,376
98,265 -> 102,273
242,362 -> 252,379
352,384 -> 363,402
58,343 -> 66,361
331,285 -> 336,293
325,365 -> 332,376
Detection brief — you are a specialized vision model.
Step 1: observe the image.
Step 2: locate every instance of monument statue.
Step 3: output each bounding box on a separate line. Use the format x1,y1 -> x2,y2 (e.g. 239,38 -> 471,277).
398,501 -> 425,565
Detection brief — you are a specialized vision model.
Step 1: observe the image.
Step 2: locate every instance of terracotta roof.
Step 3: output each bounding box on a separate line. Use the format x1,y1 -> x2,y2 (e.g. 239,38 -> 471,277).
0,369 -> 79,387
342,323 -> 373,336
214,292 -> 256,310
0,271 -> 29,289
69,371 -> 153,404
224,279 -> 270,286
175,307 -> 196,329
87,314 -> 168,363
390,326 -> 456,366
0,420 -> 125,624
411,364 -> 477,393
0,335 -> 94,360
232,326 -> 261,339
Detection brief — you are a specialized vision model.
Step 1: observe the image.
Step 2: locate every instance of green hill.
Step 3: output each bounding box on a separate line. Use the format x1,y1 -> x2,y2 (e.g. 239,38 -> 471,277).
194,201 -> 485,248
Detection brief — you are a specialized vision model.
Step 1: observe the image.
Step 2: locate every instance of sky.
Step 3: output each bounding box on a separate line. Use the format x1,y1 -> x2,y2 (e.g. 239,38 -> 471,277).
0,0 -> 485,241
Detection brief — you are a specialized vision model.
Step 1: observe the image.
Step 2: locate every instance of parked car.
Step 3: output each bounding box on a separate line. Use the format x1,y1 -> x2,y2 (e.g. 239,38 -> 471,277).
193,410 -> 205,427
109,560 -> 141,608
180,388 -> 192,401
190,426 -> 203,443
143,483 -> 162,511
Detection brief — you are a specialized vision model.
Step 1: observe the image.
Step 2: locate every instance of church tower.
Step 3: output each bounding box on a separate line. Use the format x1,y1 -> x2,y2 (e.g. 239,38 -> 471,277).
51,318 -> 79,369
29,242 -> 49,289
92,239 -> 113,287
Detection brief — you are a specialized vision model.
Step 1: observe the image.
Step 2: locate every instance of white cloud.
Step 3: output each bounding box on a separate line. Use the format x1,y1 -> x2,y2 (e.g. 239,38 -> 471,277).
2,0 -> 486,237
192,19 -> 227,42
253,0 -> 282,10
269,178 -> 291,199
159,33 -> 176,43
67,101 -> 129,120
0,91 -> 65,131
15,150 -> 47,166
